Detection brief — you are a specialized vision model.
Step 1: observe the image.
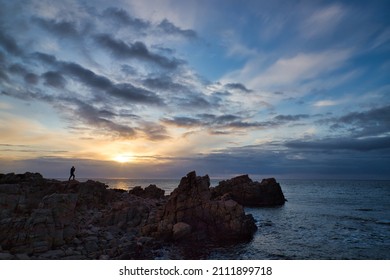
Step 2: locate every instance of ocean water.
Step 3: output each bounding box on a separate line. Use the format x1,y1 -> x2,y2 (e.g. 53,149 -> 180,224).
98,178 -> 390,259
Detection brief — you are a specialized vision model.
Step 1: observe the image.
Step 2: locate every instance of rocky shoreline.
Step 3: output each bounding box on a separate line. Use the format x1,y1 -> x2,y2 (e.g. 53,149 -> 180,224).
0,171 -> 286,260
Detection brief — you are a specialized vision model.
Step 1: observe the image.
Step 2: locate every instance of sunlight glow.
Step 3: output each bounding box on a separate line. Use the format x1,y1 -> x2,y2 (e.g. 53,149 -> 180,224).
113,154 -> 133,163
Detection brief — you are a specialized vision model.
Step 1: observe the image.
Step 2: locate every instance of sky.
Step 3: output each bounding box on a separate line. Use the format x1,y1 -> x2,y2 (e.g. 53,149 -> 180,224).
0,0 -> 389,179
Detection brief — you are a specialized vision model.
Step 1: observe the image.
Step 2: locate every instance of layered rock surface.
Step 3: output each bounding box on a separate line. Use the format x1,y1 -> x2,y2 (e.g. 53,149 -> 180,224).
212,175 -> 286,207
0,173 -> 162,259
147,171 -> 257,243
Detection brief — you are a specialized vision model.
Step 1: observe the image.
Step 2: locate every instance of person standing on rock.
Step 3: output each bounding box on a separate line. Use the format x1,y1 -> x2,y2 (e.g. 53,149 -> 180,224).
69,166 -> 76,181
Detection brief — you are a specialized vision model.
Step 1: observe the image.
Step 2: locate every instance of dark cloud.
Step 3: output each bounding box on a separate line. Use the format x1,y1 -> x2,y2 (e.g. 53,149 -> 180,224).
8,63 -> 39,84
0,30 -> 22,56
143,76 -> 187,92
24,73 -> 39,84
32,17 -> 80,38
209,114 -> 241,124
334,105 -> 390,137
227,121 -> 269,129
110,83 -> 165,105
8,63 -> 27,75
139,121 -> 170,141
69,99 -> 136,139
94,33 -> 183,69
102,7 -> 150,30
31,52 -> 58,65
0,68 -> 8,81
0,143 -> 68,155
274,114 -> 310,122
225,82 -> 252,93
60,61 -> 111,89
42,71 -> 66,88
285,136 -> 390,152
162,112 -> 309,131
173,94 -> 211,109
161,116 -> 202,127
318,105 -> 390,138
162,114 -> 246,131
121,64 -> 137,75
59,61 -> 164,105
157,19 -> 197,39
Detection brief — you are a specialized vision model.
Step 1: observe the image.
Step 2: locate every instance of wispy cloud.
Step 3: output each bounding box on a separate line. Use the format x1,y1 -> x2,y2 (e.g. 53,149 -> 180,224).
313,100 -> 338,107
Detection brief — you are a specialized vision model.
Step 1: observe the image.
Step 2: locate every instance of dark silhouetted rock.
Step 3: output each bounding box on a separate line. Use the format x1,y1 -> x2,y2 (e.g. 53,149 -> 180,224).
0,171 -> 259,259
150,171 -> 257,243
212,175 -> 286,207
129,184 -> 165,199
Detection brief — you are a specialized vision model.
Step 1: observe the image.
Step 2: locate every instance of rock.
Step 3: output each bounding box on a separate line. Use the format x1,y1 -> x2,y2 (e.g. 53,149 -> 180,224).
173,222 -> 191,240
212,175 -> 286,207
15,253 -> 30,260
39,249 -> 66,259
153,171 -> 257,243
0,170 -> 260,259
0,172 -> 43,184
129,184 -> 165,199
0,252 -> 14,260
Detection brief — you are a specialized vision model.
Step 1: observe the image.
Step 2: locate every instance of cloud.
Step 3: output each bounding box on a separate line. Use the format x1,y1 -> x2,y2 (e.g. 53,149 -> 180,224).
171,93 -> 211,109
102,7 -> 150,30
143,76 -> 187,92
162,113 -> 309,133
32,17 -> 80,38
313,100 -> 338,107
274,114 -> 310,122
157,19 -> 197,39
0,30 -> 22,56
66,99 -> 137,139
285,136 -> 390,152
8,63 -> 39,85
58,60 -> 164,105
138,121 -> 170,141
301,4 -> 345,38
42,71 -> 66,88
248,49 -> 352,89
94,33 -> 183,69
329,105 -> 390,138
224,82 -> 252,93
161,116 -> 202,128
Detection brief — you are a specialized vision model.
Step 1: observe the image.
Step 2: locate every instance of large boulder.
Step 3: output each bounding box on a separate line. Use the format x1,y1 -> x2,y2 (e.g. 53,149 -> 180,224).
152,171 -> 257,243
212,175 -> 286,207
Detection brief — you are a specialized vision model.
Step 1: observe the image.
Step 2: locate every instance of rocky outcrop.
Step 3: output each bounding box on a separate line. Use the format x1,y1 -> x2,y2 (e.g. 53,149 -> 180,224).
147,171 -> 257,243
0,174 -> 162,260
129,184 -> 165,199
212,175 -> 286,207
0,171 -> 259,259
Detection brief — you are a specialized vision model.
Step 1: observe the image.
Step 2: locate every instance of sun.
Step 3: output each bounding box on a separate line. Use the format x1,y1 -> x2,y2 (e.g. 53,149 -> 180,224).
113,154 -> 133,163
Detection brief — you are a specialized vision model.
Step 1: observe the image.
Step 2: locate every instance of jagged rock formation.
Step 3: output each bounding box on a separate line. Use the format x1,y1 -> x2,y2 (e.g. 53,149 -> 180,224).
146,171 -> 257,243
211,175 -> 286,207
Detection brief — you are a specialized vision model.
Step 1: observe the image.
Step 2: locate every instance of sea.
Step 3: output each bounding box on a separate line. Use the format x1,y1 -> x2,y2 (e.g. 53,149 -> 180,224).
81,177 -> 390,260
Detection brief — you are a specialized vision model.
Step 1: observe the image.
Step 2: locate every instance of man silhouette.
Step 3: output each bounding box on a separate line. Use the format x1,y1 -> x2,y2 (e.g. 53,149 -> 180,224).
69,166 -> 75,181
